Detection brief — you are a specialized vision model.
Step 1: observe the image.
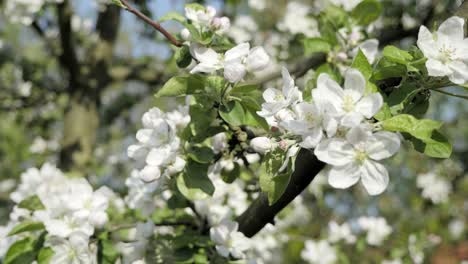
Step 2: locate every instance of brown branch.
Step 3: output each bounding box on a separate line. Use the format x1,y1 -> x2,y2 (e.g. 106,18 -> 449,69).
120,0 -> 182,47
237,149 -> 325,237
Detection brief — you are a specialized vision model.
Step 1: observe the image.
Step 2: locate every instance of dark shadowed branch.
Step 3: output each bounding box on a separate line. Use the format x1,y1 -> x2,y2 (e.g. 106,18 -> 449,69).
237,149 -> 325,237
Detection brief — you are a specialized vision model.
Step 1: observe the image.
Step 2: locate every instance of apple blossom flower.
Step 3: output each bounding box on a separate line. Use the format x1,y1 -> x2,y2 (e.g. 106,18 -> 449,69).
357,216 -> 392,246
328,220 -> 356,244
314,126 -> 400,195
313,69 -> 383,128
47,232 -> 97,264
278,2 -> 320,37
210,219 -> 250,259
416,172 -> 451,204
300,240 -> 337,264
212,132 -> 229,154
190,43 -> 270,83
417,16 -> 468,84
223,42 -> 270,82
257,67 -> 303,127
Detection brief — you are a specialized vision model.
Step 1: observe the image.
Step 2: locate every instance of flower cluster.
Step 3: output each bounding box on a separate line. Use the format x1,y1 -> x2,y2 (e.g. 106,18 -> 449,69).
183,5 -> 230,36
127,106 -> 189,185
1,163 -> 113,263
255,67 -> 401,195
4,0 -> 63,25
209,219 -> 250,259
416,172 -> 452,204
190,42 -> 270,83
357,216 -> 393,246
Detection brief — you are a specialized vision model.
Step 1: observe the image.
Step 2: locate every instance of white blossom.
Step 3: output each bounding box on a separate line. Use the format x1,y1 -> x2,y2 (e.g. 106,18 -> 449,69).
358,216 -> 392,246
313,69 -> 383,128
118,221 -> 154,264
47,232 -> 97,264
315,126 -> 400,195
210,219 -> 250,259
416,172 -> 451,204
257,67 -> 302,127
448,219 -> 465,239
328,220 -> 356,244
300,240 -> 337,264
417,16 -> 468,84
190,43 -> 270,83
278,2 -> 320,37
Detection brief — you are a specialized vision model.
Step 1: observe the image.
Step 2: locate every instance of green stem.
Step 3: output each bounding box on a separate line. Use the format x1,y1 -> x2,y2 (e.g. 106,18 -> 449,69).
430,88 -> 468,100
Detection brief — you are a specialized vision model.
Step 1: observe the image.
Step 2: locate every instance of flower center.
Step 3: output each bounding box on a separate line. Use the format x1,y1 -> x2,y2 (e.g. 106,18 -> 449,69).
354,149 -> 368,164
342,95 -> 355,112
439,45 -> 455,64
274,94 -> 284,101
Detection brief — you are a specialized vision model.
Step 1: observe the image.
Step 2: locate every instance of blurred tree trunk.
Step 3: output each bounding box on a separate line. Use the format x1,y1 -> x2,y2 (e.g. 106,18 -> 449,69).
57,1 -> 121,171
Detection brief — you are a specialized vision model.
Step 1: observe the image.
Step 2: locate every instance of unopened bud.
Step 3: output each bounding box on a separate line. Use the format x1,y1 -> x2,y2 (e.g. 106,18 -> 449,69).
250,137 -> 273,154
181,28 -> 191,41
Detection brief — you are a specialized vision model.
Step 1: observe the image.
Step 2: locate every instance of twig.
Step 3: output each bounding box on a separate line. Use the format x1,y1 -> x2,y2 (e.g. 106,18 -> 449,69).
120,0 -> 182,47
430,88 -> 468,100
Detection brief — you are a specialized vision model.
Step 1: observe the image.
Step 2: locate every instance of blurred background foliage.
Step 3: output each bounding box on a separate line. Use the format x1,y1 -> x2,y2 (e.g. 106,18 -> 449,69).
0,0 -> 466,263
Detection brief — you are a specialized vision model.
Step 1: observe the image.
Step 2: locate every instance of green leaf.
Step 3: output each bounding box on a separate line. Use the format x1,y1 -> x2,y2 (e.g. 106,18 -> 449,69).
37,248 -> 54,264
187,145 -> 215,164
382,45 -> 413,65
8,221 -> 45,236
221,163 -> 240,184
175,46 -> 193,69
303,38 -> 331,56
4,233 -> 45,264
99,239 -> 120,264
18,195 -> 45,211
382,114 -> 442,141
259,149 -> 293,205
374,103 -> 392,121
373,64 -> 407,80
155,75 -> 205,98
219,101 -> 245,127
351,49 -> 372,80
159,12 -> 185,23
314,63 -> 342,85
351,0 -> 382,25
411,131 -> 452,158
230,84 -> 259,95
177,160 -> 215,200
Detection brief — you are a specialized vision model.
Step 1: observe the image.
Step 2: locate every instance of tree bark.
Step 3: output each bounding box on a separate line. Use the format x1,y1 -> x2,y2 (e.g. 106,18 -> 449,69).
237,149 -> 325,237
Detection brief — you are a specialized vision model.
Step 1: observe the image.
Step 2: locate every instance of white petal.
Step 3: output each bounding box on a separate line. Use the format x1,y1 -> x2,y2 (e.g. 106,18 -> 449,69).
326,163 -> 361,189
263,88 -> 283,102
425,59 -> 452,77
417,26 -> 438,58
323,116 -> 338,137
136,129 -> 153,144
355,93 -> 383,118
341,112 -> 364,128
314,139 -> 354,166
437,16 -> 465,42
281,67 -> 295,96
224,61 -> 247,82
316,74 -> 344,109
361,160 -> 389,195
190,63 -> 219,74
139,165 -> 161,182
345,126 -> 372,146
344,69 -> 366,101
358,39 -> 379,64
299,129 -> 323,149
367,132 -> 401,160
225,42 -> 250,61
246,47 -> 270,72
448,61 -> 468,85
190,45 -> 220,64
